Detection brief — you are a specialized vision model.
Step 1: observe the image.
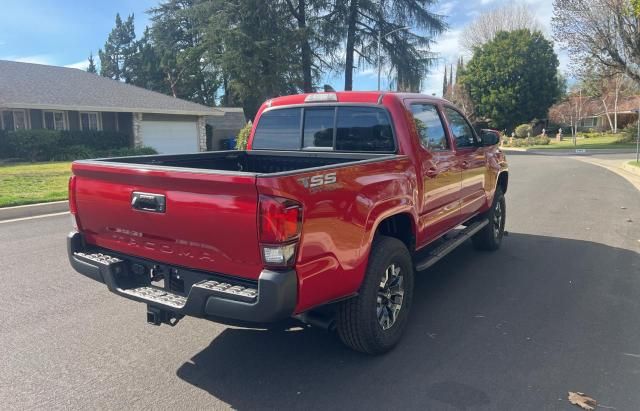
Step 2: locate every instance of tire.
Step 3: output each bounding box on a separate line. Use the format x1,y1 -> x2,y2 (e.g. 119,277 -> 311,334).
472,187 -> 506,251
336,236 -> 414,355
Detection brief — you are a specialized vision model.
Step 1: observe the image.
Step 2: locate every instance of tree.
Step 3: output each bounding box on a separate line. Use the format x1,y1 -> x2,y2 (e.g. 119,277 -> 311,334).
149,0 -> 219,105
339,0 -> 446,91
460,2 -> 541,52
86,53 -> 97,73
461,29 -> 561,130
553,0 -> 640,84
99,13 -> 136,81
204,0 -> 302,118
580,61 -> 638,133
548,89 -> 589,140
444,57 -> 474,119
126,27 -> 167,93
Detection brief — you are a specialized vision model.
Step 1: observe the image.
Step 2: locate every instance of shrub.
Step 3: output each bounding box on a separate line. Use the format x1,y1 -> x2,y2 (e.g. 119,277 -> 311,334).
0,129 -> 132,161
534,135 -> 551,145
50,146 -> 157,161
525,136 -> 536,146
235,121 -> 252,150
60,130 -> 129,150
619,125 -> 638,143
511,138 -> 525,147
515,124 -> 532,138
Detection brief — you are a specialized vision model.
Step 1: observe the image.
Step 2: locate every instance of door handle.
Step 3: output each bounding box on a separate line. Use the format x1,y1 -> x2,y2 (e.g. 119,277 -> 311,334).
131,192 -> 166,213
461,161 -> 470,169
425,167 -> 438,178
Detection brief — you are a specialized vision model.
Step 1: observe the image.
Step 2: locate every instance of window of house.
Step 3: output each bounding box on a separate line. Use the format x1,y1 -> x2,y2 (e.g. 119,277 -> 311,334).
581,117 -> 596,128
444,107 -> 479,148
410,103 -> 449,151
1,110 -> 28,131
80,112 -> 100,131
43,111 -> 66,130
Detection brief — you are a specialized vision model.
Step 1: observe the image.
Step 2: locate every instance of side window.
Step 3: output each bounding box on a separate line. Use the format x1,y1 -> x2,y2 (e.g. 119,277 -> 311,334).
444,107 -> 478,148
252,108 -> 302,150
410,103 -> 449,151
335,107 -> 394,152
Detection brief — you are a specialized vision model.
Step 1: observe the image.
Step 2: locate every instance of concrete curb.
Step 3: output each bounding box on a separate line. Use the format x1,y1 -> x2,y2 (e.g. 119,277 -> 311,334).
501,148 -> 638,155
622,162 -> 640,176
0,200 -> 69,222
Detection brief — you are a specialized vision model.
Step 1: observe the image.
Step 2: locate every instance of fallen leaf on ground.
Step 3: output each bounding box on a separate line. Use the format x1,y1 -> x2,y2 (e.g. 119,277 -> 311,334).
568,391 -> 597,410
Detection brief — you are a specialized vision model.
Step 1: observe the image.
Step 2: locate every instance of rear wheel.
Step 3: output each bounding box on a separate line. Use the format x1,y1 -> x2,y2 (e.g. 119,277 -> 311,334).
472,187 -> 506,251
336,236 -> 414,354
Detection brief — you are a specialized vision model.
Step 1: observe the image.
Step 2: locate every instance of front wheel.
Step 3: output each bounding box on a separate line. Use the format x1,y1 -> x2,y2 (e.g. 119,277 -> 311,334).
472,187 -> 506,251
336,236 -> 414,355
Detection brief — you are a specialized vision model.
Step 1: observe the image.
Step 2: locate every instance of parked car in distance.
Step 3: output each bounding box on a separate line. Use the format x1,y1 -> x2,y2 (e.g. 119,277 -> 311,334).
67,92 -> 508,354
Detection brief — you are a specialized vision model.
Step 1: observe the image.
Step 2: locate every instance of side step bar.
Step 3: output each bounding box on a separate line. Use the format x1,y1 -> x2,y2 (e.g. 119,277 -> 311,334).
414,219 -> 489,272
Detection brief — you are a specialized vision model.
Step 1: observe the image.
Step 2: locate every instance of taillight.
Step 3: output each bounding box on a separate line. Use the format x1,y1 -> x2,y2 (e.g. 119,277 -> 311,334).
68,175 -> 77,214
68,175 -> 79,230
259,195 -> 302,267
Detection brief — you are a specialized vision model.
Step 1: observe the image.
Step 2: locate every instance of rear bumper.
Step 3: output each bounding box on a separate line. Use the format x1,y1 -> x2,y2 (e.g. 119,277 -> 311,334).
67,232 -> 297,323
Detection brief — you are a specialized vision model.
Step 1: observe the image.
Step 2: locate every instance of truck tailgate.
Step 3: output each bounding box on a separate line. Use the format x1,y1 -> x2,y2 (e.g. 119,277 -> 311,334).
72,162 -> 263,280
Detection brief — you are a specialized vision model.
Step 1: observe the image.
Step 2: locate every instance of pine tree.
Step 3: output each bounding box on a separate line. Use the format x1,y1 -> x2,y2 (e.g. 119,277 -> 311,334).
126,27 -> 166,93
442,66 -> 448,97
86,52 -> 97,73
339,0 -> 446,91
98,13 -> 136,81
149,0 -> 219,105
204,0 -> 301,117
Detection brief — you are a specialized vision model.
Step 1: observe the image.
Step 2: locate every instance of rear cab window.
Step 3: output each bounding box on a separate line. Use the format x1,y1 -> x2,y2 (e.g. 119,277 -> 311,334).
251,106 -> 395,152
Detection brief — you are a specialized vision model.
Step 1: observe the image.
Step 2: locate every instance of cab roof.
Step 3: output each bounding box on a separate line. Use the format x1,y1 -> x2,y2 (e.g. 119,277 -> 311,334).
265,91 -> 448,108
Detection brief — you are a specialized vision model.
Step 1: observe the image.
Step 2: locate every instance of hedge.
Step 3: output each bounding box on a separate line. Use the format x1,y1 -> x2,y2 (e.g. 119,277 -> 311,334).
0,129 -> 136,161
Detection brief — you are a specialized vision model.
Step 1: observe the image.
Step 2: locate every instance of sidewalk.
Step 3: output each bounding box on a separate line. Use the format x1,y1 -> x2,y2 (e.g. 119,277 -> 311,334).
571,157 -> 640,191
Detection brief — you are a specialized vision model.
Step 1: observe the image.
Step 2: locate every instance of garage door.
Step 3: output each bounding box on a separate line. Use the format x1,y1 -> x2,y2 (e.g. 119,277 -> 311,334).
140,120 -> 198,154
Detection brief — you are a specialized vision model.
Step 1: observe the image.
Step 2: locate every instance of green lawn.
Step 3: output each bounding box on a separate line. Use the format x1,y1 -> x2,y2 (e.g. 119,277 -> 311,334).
0,162 -> 72,207
529,135 -> 637,150
628,160 -> 640,168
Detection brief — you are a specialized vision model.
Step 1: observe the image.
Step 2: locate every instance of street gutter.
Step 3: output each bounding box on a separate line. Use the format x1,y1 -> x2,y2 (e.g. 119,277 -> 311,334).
0,200 -> 69,222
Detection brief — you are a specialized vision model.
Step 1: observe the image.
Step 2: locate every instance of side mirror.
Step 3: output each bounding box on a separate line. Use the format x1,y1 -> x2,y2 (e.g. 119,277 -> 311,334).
480,130 -> 500,146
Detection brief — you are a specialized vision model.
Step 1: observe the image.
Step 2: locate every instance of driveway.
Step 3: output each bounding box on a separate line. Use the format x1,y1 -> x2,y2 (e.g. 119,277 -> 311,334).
1,154 -> 639,410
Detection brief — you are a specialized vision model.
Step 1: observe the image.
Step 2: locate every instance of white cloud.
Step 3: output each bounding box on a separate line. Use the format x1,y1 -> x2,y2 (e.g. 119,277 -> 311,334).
437,1 -> 458,15
0,54 -> 54,65
64,60 -> 89,70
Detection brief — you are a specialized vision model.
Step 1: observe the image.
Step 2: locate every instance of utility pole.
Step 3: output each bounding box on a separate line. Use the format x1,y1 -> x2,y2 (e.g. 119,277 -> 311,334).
635,106 -> 640,163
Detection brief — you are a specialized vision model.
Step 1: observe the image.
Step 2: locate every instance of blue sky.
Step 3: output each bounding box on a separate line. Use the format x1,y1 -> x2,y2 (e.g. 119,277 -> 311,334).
0,0 -> 564,97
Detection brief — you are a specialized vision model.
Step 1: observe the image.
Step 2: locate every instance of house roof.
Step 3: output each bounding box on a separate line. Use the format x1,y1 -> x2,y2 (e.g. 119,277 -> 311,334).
0,59 -> 222,116
206,107 -> 247,129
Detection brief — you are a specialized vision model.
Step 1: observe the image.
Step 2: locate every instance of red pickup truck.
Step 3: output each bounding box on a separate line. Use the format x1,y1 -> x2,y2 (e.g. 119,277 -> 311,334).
67,92 -> 508,354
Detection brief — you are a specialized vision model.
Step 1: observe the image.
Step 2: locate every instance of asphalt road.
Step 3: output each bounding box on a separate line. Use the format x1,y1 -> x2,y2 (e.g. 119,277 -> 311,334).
1,154 -> 639,410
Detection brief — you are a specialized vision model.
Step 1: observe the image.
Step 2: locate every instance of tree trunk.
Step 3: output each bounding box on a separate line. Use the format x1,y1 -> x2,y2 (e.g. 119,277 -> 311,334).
298,0 -> 313,93
613,75 -> 620,133
602,99 -> 614,132
344,0 -> 358,91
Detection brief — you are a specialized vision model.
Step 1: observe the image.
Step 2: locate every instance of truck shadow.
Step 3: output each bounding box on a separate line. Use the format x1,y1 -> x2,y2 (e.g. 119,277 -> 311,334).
176,233 -> 640,410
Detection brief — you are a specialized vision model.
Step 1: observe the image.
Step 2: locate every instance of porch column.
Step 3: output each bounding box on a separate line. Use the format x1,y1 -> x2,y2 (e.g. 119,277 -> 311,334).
133,112 -> 143,148
197,116 -> 207,152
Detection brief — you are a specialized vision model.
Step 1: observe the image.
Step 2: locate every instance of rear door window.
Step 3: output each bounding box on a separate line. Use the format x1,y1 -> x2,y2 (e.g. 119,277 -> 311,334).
410,103 -> 449,151
252,108 -> 302,150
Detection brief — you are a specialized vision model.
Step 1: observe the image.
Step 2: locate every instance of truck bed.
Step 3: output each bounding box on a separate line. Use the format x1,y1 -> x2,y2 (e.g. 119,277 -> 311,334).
91,150 -> 394,175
